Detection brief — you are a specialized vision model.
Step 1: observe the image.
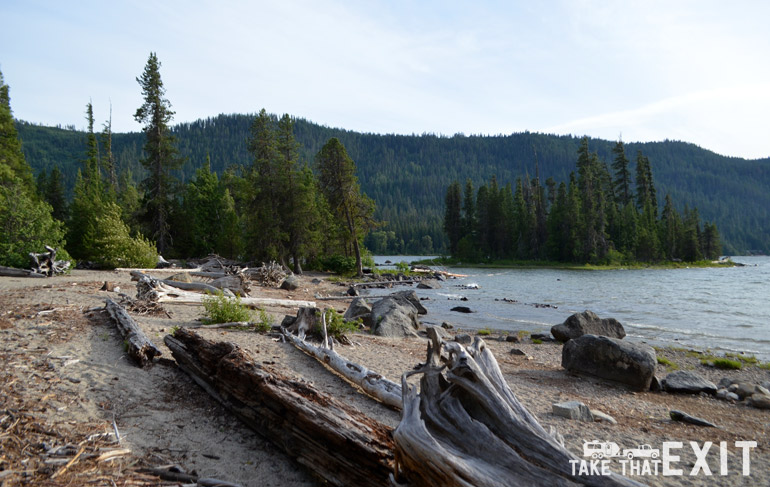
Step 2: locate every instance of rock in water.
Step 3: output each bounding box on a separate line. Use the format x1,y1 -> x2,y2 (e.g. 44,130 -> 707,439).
562,334 -> 656,391
662,370 -> 717,395
416,279 -> 442,289
450,306 -> 473,313
551,310 -> 626,342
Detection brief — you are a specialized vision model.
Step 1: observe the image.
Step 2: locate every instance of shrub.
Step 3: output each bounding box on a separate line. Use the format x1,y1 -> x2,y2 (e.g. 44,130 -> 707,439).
202,291 -> 252,324
317,309 -> 359,341
711,358 -> 742,370
531,338 -> 543,344
319,254 -> 357,275
255,308 -> 273,332
82,202 -> 158,269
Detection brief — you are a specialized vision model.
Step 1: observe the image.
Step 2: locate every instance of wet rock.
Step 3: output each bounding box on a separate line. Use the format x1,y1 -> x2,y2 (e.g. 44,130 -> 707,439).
551,310 -> 626,343
562,334 -> 657,391
726,392 -> 740,401
450,306 -> 473,313
346,286 -> 359,297
416,280 -> 442,289
531,333 -> 556,342
552,401 -> 594,422
662,370 -> 717,395
506,335 -> 521,343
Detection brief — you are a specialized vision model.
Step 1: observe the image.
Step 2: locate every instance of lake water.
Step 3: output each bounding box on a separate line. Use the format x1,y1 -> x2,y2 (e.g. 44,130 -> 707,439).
373,256 -> 770,361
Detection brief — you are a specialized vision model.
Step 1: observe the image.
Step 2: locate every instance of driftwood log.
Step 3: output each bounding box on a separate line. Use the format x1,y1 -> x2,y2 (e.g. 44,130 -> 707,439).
136,275 -> 315,308
164,329 -> 394,487
281,312 -> 402,409
29,245 -> 71,276
0,265 -> 46,278
129,270 -> 231,295
392,330 -> 642,487
104,298 -> 162,367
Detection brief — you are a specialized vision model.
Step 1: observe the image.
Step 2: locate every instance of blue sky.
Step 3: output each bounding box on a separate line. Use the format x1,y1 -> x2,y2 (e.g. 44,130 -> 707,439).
2,0 -> 769,159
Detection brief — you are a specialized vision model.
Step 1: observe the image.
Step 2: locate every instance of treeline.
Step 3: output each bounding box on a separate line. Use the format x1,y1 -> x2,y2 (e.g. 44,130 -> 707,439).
17,114 -> 770,256
2,57 -> 375,274
444,138 -> 720,264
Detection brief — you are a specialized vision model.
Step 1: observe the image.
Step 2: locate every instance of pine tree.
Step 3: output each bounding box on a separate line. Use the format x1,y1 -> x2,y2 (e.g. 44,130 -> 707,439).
0,70 -> 68,267
443,180 -> 462,255
44,166 -> 68,222
134,52 -> 185,255
315,137 -> 376,276
611,140 -> 633,206
101,103 -> 117,195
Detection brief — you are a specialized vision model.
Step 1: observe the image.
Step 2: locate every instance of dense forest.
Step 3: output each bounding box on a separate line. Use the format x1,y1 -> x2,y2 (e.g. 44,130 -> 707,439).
443,138 -> 721,264
14,100 -> 770,257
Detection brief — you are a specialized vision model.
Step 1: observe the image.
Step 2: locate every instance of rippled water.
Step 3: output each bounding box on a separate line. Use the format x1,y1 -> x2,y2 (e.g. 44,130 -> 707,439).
374,256 -> 770,360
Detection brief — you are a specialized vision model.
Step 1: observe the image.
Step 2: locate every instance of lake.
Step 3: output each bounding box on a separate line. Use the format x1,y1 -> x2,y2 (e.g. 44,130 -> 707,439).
373,256 -> 770,361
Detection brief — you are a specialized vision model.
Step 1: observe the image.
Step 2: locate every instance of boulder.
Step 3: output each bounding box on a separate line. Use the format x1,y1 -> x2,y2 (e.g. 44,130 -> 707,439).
551,310 -> 626,343
451,306 -> 473,313
390,290 -> 428,315
562,334 -> 657,391
552,401 -> 594,422
371,297 -> 420,338
749,394 -> 770,409
280,275 -> 299,291
454,334 -> 472,345
662,370 -> 717,395
417,280 -> 442,289
343,297 -> 372,328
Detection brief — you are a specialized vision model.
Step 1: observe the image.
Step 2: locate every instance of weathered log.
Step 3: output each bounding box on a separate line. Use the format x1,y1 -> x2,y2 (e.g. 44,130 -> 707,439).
164,329 -> 394,487
0,266 -> 47,278
130,270 -> 231,295
392,333 -> 642,487
281,315 -> 402,409
104,298 -> 162,367
136,276 -> 314,308
27,245 -> 70,276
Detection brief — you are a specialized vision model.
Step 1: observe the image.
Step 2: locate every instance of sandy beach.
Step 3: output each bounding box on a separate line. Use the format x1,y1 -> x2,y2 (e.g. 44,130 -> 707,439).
1,269 -> 768,486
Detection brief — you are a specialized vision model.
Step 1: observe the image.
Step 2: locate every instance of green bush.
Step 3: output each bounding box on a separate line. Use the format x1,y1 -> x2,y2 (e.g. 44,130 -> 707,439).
202,291 -> 252,324
82,203 -> 158,269
317,309 -> 359,341
255,308 -> 273,332
319,254 -> 357,275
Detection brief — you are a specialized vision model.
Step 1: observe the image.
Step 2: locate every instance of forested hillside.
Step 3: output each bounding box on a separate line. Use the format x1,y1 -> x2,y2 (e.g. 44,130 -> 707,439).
16,114 -> 770,255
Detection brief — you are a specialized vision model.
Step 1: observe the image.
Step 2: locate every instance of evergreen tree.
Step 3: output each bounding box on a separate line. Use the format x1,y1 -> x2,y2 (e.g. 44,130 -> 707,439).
134,52 -> 185,254
101,104 -> 117,195
315,137 -> 376,276
443,180 -> 462,255
701,222 -> 721,260
44,166 -> 68,222
611,140 -> 633,206
461,179 -> 476,239
246,109 -> 284,261
635,151 -> 657,217
0,70 -> 67,267
659,194 -> 680,260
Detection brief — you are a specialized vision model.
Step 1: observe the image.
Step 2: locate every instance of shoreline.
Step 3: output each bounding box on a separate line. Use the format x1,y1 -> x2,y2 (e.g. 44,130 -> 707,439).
1,270 -> 769,486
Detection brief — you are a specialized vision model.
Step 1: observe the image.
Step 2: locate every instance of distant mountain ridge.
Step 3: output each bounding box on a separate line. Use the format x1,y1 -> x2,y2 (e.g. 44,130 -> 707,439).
16,114 -> 770,255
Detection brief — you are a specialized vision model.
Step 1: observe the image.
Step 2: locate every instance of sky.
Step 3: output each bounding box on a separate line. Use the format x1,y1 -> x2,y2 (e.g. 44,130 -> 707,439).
2,0 -> 769,159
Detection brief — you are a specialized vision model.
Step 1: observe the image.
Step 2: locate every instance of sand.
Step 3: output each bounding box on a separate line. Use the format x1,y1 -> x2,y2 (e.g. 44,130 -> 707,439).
1,269 -> 768,486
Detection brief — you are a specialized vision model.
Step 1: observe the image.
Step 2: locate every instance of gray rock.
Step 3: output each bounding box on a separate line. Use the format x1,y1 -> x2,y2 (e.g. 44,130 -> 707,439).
670,410 -> 716,427
649,375 -> 663,392
506,335 -> 521,343
551,310 -> 626,343
509,348 -> 528,356
370,297 -> 420,338
311,278 -> 322,284
731,382 -> 755,399
343,297 -> 372,328
662,370 -> 717,395
726,392 -> 740,401
716,388 -> 728,400
423,325 -> 452,340
346,286 -> 359,297
280,275 -> 299,291
762,381 -> 770,391
390,290 -> 428,315
454,334 -> 472,345
441,322 -> 453,329
590,410 -> 618,425
562,334 -> 657,391
717,377 -> 734,389
755,385 -> 770,397
749,393 -> 770,409
451,306 -> 473,313
552,401 -> 594,422
416,279 -> 442,289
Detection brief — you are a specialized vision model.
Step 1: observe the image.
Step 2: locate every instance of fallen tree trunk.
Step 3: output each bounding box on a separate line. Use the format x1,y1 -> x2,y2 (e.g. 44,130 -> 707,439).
129,270 -> 230,295
281,316 -> 402,409
0,266 -> 47,278
136,276 -> 315,308
104,299 -> 162,367
392,332 -> 643,487
164,329 -> 394,487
